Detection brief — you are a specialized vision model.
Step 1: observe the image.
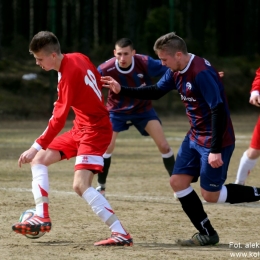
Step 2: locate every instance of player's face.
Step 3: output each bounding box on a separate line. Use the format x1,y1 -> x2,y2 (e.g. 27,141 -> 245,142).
157,50 -> 182,72
33,50 -> 57,71
114,46 -> 135,68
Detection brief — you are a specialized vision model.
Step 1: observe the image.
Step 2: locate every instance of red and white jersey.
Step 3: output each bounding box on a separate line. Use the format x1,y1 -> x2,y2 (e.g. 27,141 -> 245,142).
35,53 -> 110,149
251,67 -> 260,96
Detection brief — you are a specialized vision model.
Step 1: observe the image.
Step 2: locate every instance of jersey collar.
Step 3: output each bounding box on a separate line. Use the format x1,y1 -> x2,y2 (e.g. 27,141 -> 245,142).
115,56 -> 135,74
179,53 -> 195,74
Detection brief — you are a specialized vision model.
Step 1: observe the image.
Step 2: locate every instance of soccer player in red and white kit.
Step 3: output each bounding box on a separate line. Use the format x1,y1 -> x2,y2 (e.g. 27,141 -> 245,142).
12,31 -> 133,246
235,68 -> 260,185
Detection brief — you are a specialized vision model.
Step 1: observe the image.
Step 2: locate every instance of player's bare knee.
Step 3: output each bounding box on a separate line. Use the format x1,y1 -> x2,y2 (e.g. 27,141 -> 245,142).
158,142 -> 171,154
201,191 -> 218,203
247,148 -> 260,159
169,175 -> 179,191
72,183 -> 82,196
30,157 -> 45,166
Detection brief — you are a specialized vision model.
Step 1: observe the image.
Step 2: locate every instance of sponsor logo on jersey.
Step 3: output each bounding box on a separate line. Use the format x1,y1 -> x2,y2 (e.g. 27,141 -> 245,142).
180,94 -> 196,102
137,74 -> 144,78
204,59 -> 211,66
186,82 -> 192,90
107,67 -> 116,72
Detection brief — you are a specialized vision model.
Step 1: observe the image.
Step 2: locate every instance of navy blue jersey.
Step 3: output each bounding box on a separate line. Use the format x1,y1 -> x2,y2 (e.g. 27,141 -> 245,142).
157,54 -> 235,148
98,54 -> 168,114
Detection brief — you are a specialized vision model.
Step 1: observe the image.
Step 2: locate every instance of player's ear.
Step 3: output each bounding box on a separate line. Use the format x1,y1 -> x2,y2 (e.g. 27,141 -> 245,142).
113,49 -> 116,56
132,49 -> 136,55
176,51 -> 182,59
51,52 -> 57,59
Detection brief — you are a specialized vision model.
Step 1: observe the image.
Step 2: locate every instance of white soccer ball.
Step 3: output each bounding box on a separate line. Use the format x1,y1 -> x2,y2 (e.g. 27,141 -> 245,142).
19,208 -> 46,239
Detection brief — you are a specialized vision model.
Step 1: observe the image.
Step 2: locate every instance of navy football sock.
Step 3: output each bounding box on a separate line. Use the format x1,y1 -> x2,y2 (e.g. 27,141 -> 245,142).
225,183 -> 260,204
98,157 -> 111,185
179,190 -> 216,236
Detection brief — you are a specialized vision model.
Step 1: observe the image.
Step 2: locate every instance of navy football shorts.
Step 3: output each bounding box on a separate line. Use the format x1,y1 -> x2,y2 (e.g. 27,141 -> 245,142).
109,108 -> 161,136
173,135 -> 235,192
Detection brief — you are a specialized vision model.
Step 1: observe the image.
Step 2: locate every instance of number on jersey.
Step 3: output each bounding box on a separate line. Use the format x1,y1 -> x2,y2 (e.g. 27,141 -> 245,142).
84,70 -> 102,101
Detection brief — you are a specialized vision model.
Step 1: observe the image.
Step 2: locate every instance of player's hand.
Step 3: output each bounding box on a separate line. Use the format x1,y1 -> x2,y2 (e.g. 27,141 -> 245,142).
18,147 -> 38,167
208,153 -> 223,168
101,76 -> 121,94
218,71 -> 224,78
249,95 -> 260,107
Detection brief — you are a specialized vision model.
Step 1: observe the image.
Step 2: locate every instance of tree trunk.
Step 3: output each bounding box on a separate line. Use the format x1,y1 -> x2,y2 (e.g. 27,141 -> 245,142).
0,0 -> 2,59
93,0 -> 99,49
112,0 -> 117,42
127,0 -> 136,42
61,0 -> 67,46
13,0 -> 17,39
29,0 -> 34,40
80,0 -> 91,55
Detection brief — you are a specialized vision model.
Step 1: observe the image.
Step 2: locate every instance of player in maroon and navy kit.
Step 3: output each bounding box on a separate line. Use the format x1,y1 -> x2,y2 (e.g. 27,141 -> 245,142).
235,67 -> 260,184
101,32 -> 260,246
96,38 -> 175,196
12,31 -> 133,246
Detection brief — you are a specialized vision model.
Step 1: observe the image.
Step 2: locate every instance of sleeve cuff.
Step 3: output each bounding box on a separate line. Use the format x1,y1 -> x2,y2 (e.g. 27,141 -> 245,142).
32,142 -> 42,151
251,90 -> 259,97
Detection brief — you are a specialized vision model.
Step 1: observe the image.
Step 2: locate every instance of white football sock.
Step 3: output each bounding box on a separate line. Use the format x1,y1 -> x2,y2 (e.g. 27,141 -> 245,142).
103,153 -> 112,159
31,164 -> 49,218
217,185 -> 227,203
161,148 -> 174,158
235,151 -> 258,185
82,187 -> 127,234
174,186 -> 193,198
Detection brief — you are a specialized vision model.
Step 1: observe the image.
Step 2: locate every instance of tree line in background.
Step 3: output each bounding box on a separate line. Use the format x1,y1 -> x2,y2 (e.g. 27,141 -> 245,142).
0,0 -> 260,61
0,0 -> 260,118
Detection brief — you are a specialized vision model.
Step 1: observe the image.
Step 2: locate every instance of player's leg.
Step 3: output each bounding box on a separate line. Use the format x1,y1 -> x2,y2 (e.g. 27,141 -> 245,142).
203,144 -> 260,204
235,148 -> 260,185
74,169 -> 132,246
145,119 -> 175,177
235,149 -> 259,185
78,125 -> 132,246
235,117 -> 260,184
135,109 -> 175,177
171,136 -> 219,246
96,112 -> 132,195
96,131 -> 118,196
12,148 -> 61,235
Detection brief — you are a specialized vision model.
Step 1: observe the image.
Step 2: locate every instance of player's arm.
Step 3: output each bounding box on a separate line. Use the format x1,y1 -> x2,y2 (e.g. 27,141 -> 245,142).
196,70 -> 226,168
120,84 -> 169,100
196,70 -> 227,154
210,103 -> 226,154
101,75 -> 170,100
146,56 -> 168,77
249,68 -> 260,107
208,102 -> 226,168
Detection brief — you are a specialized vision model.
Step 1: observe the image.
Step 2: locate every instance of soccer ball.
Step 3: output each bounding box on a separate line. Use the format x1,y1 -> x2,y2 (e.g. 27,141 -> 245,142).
19,208 -> 46,239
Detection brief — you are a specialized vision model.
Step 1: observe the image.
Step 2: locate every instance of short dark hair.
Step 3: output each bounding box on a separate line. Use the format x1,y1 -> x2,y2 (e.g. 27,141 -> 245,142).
115,38 -> 134,50
29,31 -> 61,54
153,32 -> 188,56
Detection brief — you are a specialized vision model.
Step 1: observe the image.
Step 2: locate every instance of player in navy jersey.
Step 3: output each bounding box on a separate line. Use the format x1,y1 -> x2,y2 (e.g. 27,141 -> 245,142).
96,38 -> 175,196
101,32 -> 260,246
